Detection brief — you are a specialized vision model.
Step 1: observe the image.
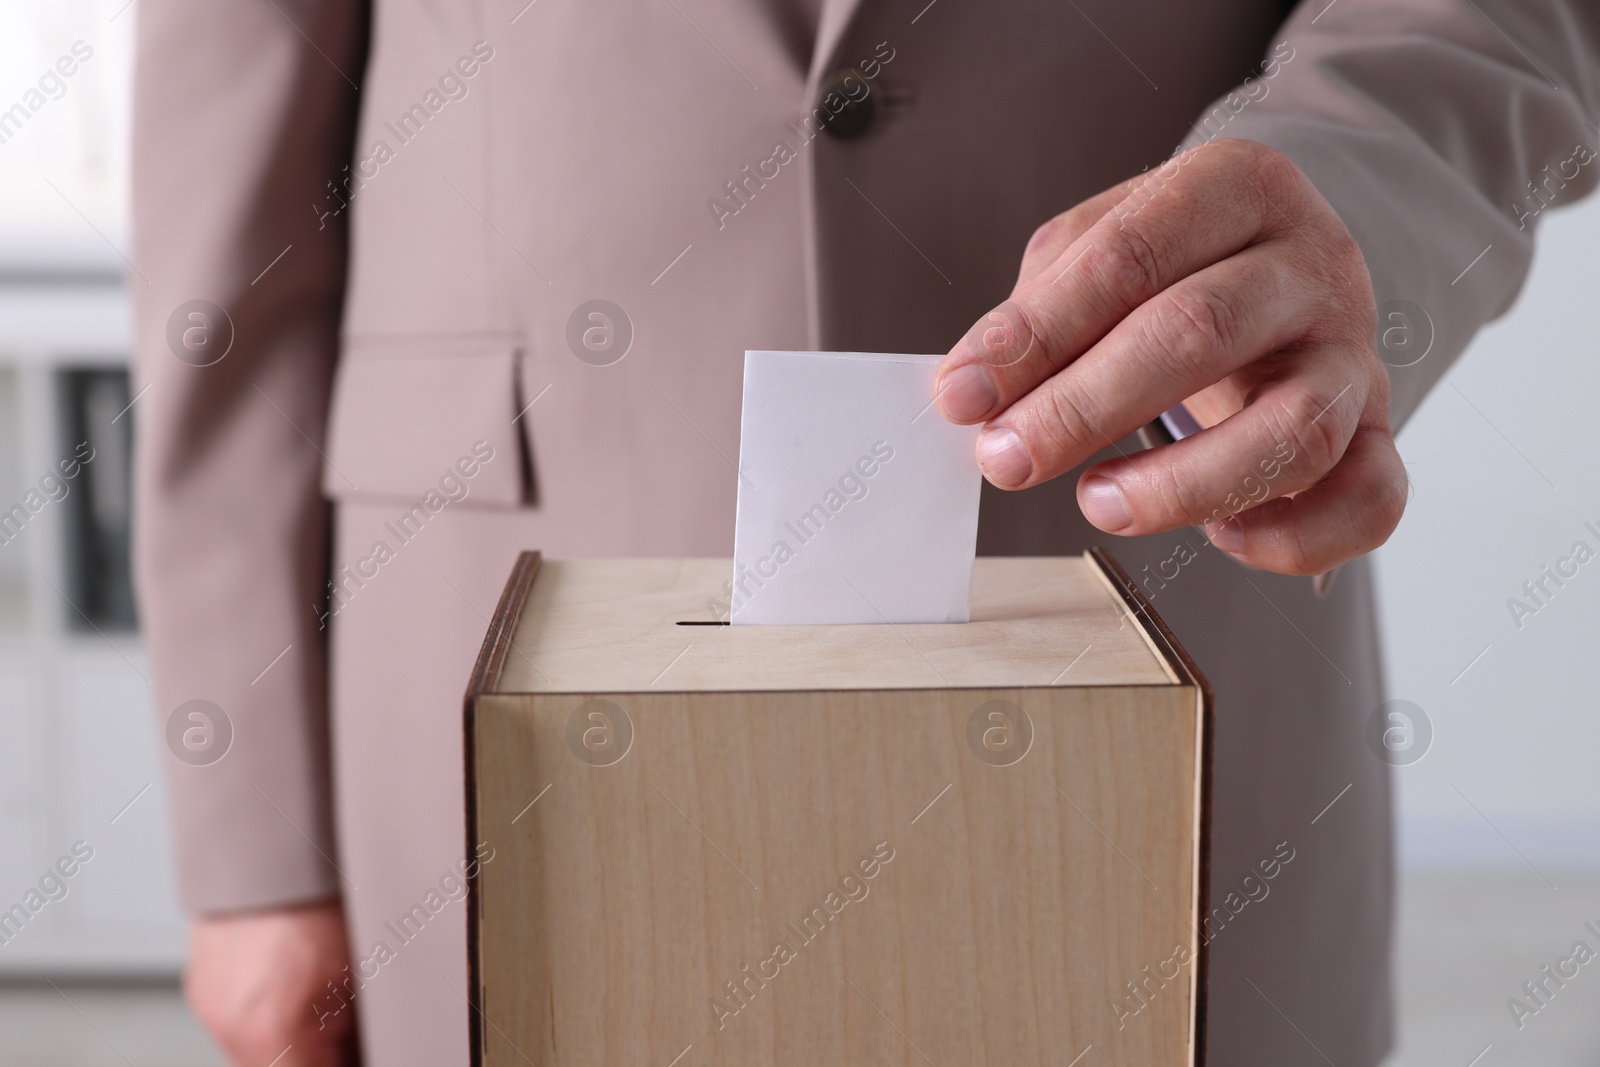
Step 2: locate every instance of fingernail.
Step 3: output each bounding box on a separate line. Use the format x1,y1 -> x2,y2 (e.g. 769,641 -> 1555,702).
1079,476 -> 1131,532
936,365 -> 999,422
1206,518 -> 1243,553
976,427 -> 1032,487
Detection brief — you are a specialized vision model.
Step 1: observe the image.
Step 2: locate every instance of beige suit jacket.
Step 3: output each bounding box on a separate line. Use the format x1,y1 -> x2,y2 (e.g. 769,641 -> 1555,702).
131,0 -> 1600,1061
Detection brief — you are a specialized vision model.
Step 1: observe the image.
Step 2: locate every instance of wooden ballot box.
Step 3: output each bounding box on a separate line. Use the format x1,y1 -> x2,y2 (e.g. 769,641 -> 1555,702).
464,551 -> 1211,1067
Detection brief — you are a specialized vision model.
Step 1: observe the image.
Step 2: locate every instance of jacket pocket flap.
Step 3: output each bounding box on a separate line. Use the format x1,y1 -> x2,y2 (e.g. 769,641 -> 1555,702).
323,343 -> 523,506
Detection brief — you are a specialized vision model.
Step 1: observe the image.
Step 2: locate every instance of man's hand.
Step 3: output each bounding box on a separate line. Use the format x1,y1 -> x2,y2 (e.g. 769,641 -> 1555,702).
185,900 -> 357,1067
934,138 -> 1407,576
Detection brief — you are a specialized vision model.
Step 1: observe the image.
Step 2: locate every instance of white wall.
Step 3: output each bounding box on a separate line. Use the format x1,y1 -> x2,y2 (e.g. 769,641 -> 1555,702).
1377,194 -> 1600,872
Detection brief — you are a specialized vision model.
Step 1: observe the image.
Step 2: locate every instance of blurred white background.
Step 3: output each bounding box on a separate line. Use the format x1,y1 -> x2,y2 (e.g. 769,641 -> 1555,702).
0,1 -> 129,266
1376,184 -> 1600,1065
0,2 -> 1595,1065
1383,199 -> 1600,874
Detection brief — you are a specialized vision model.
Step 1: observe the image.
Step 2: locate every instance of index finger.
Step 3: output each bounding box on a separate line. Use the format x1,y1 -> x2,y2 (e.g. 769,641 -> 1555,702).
932,140 -> 1304,425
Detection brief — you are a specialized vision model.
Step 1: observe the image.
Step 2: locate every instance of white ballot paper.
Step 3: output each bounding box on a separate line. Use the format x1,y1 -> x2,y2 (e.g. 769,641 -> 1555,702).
730,351 -> 982,625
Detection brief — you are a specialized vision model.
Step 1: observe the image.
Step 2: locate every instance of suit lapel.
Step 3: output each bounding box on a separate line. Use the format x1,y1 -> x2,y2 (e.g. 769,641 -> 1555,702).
807,0 -> 868,91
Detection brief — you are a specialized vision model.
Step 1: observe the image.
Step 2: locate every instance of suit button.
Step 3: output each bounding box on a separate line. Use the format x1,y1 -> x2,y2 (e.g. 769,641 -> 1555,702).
817,68 -> 877,139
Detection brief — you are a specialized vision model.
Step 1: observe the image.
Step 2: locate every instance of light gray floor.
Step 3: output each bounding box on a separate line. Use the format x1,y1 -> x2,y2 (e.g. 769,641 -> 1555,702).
1382,867 -> 1600,1067
0,977 -> 223,1067
4,868 -> 1598,1066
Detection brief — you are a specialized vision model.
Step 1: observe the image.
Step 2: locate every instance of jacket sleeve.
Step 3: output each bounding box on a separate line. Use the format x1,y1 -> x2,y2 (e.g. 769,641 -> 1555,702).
130,0 -> 367,913
1184,0 -> 1600,431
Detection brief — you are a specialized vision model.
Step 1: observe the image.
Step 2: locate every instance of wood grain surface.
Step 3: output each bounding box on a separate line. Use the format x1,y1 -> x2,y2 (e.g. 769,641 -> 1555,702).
493,556 -> 1172,693
469,554 -> 1206,1067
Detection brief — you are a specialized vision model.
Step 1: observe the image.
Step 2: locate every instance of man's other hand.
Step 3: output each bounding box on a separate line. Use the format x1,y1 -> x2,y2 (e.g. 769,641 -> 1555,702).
186,900 -> 356,1066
